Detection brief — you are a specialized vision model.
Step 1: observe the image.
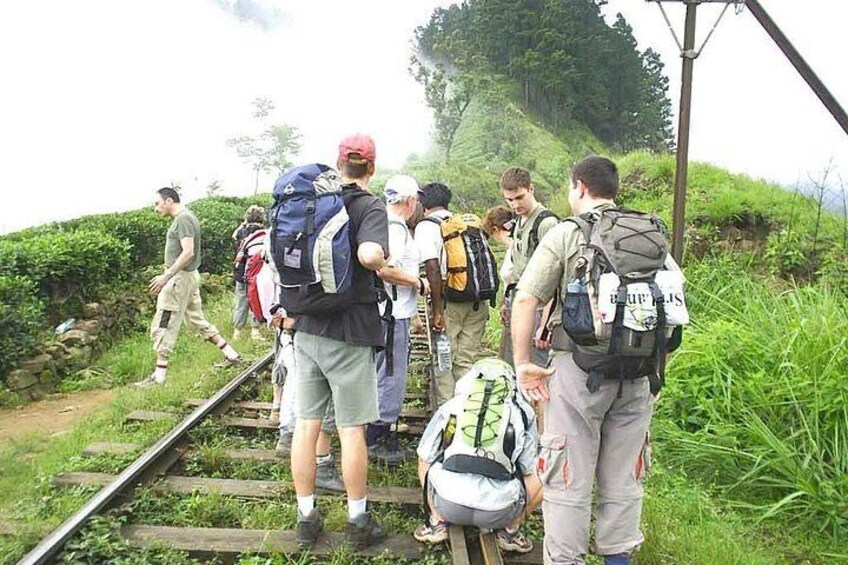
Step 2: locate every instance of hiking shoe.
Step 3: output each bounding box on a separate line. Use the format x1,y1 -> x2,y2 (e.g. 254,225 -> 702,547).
413,520 -> 448,544
315,457 -> 344,492
296,507 -> 324,549
346,511 -> 387,550
496,528 -> 533,554
268,407 -> 280,426
369,433 -> 411,466
134,374 -> 165,388
275,431 -> 293,458
604,554 -> 631,565
213,356 -> 242,369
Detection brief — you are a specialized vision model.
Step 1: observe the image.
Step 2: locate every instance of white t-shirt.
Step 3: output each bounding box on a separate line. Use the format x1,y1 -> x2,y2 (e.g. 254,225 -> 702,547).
414,209 -> 452,279
381,211 -> 420,320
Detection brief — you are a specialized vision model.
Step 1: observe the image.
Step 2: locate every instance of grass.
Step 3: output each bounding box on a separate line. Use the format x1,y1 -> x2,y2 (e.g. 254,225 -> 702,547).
0,277 -> 845,562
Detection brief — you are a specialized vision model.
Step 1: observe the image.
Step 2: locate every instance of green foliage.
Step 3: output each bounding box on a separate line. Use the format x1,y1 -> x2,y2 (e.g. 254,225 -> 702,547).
0,275 -> 45,377
658,258 -> 848,538
415,0 -> 673,152
0,229 -> 131,317
62,208 -> 168,267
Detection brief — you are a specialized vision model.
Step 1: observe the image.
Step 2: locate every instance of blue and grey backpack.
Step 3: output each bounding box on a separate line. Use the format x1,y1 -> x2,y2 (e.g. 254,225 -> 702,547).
269,163 -> 367,316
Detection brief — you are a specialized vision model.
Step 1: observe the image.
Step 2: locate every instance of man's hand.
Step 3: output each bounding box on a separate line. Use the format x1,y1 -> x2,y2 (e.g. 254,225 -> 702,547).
269,311 -> 283,329
432,310 -> 445,332
516,362 -> 554,403
148,274 -> 170,296
420,277 -> 431,296
500,302 -> 509,325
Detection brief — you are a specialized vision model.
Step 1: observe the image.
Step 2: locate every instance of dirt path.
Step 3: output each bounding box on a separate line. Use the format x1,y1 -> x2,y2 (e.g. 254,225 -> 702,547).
0,389 -> 115,443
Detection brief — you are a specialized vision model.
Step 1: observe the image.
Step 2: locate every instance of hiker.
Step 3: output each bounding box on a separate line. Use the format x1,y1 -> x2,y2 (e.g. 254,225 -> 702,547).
263,230 -> 343,489
268,306 -> 342,491
138,186 -> 240,387
414,358 -> 542,554
416,183 -> 497,407
279,135 -> 389,550
369,174 -> 430,464
511,156 -> 686,565
499,167 -> 559,369
482,205 -> 517,310
231,205 -> 267,341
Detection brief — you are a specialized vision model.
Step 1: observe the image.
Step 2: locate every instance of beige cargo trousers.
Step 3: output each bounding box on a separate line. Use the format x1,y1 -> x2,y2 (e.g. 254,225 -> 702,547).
150,270 -> 220,358
433,300 -> 490,406
540,352 -> 652,564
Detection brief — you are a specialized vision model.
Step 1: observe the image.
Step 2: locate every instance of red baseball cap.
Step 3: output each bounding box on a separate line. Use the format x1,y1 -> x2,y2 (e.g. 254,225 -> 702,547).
338,133 -> 376,163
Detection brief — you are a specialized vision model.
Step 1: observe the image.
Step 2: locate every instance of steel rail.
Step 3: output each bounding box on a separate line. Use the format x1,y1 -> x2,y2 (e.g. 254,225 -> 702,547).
18,351 -> 275,565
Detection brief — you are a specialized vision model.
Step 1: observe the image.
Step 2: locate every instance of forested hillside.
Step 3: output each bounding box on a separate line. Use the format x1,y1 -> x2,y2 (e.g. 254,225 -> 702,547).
412,0 -> 673,156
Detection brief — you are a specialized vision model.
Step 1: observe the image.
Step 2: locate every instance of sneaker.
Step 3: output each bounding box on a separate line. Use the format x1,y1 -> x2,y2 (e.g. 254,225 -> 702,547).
604,554 -> 631,565
296,507 -> 324,549
496,528 -> 533,554
275,431 -> 293,458
232,328 -> 242,340
213,356 -> 242,369
413,520 -> 448,544
315,457 -> 344,492
268,408 -> 280,426
369,432 -> 411,466
346,511 -> 387,550
251,328 -> 268,342
134,373 -> 165,388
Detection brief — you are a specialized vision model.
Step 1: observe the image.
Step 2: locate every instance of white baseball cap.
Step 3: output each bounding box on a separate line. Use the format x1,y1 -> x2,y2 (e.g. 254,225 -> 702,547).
384,174 -> 420,204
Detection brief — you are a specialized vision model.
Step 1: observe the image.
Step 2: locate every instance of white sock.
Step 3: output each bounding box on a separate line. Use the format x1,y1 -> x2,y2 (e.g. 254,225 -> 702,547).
297,495 -> 314,516
154,363 -> 168,383
348,496 -> 367,521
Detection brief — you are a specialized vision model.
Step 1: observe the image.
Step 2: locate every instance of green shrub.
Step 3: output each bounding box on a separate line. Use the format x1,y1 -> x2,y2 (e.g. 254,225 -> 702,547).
0,230 -> 131,318
0,275 -> 46,377
62,209 -> 168,267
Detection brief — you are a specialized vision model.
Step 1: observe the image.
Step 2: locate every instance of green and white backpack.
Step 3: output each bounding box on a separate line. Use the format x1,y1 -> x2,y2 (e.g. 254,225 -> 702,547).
439,359 -> 529,481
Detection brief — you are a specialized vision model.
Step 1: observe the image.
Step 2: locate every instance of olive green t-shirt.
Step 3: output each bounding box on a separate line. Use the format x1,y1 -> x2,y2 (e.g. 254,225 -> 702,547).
164,209 -> 202,271
510,203 -> 559,280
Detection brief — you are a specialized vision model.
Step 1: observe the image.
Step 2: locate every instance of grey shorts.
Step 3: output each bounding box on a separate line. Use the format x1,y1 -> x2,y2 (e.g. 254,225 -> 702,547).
429,482 -> 524,530
294,331 -> 378,428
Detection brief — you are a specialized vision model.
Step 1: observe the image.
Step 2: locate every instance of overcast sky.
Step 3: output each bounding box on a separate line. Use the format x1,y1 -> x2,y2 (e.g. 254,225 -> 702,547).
1,0 -> 846,234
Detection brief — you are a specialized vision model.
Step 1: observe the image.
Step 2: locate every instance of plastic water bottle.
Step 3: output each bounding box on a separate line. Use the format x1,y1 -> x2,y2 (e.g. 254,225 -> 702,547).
436,332 -> 452,373
54,318 -> 76,335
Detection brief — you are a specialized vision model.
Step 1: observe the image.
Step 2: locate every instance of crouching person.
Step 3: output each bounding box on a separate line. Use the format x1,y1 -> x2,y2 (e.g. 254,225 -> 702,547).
414,358 -> 542,554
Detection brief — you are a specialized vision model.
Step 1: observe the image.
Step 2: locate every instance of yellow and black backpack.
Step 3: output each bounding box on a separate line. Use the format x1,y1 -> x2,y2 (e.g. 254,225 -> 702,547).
423,213 -> 499,305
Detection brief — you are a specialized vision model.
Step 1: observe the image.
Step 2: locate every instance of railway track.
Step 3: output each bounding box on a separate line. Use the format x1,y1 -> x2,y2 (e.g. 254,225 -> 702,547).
17,310 -> 543,564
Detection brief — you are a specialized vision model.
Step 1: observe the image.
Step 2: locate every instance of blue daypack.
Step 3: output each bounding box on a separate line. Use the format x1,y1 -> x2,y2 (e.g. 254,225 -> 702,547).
269,164 -> 365,315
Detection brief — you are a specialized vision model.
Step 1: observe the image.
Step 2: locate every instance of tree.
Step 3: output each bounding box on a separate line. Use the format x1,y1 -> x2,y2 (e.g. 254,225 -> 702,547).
410,57 -> 482,163
227,98 -> 302,194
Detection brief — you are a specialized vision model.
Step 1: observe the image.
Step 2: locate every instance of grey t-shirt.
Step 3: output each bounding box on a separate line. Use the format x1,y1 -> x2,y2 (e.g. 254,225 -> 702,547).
165,209 -> 202,271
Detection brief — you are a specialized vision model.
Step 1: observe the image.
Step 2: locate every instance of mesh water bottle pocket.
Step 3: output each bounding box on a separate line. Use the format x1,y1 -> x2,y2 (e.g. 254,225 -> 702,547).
562,279 -> 597,346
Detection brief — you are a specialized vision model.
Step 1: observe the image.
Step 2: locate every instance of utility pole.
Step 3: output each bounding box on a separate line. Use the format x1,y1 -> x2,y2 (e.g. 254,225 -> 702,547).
649,0 -> 741,264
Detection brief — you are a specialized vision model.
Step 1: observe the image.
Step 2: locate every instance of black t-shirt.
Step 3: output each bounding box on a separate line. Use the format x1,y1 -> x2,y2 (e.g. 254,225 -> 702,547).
295,184 -> 389,348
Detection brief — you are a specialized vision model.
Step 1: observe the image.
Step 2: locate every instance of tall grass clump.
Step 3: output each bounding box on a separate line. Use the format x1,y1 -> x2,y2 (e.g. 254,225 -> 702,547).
657,256 -> 848,539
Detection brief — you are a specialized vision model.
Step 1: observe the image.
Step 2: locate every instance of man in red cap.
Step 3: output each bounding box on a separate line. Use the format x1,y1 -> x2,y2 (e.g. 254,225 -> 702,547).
290,133 -> 391,550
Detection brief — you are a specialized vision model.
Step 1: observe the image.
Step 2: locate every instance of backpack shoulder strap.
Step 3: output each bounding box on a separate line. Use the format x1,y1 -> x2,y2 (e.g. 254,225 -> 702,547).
419,216 -> 443,226
561,214 -> 593,244
528,209 -> 560,252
